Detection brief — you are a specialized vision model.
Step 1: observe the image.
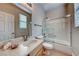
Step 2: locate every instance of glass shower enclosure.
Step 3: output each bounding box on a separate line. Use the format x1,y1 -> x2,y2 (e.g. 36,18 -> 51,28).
42,17 -> 71,46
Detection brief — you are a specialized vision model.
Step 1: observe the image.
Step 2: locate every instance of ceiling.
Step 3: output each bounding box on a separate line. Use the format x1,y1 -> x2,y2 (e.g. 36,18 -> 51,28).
14,3 -> 64,14
39,3 -> 64,12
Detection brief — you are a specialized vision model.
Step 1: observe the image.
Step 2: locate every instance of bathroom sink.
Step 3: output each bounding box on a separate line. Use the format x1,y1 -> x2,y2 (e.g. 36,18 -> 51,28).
23,39 -> 38,47
22,39 -> 43,55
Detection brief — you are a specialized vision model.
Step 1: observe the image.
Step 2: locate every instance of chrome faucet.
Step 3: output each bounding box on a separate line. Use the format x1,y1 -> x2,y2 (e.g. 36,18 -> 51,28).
22,35 -> 28,41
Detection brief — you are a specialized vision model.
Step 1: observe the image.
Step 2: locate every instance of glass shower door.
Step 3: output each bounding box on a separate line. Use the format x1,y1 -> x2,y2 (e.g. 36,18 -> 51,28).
42,18 -> 71,46
43,19 -> 56,42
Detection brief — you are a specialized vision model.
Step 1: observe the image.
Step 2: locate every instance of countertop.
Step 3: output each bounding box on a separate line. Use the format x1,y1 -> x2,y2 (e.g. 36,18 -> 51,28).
0,39 -> 43,56
24,39 -> 43,55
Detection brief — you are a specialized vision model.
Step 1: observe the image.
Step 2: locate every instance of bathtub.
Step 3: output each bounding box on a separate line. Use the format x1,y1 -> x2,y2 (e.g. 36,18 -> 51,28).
44,38 -> 72,55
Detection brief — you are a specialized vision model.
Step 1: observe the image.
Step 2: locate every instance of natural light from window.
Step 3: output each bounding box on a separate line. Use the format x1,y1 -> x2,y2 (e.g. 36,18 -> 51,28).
19,14 -> 27,29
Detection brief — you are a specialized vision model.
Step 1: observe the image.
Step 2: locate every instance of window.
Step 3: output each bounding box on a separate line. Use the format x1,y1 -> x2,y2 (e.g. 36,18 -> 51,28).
74,4 -> 79,27
19,14 -> 27,29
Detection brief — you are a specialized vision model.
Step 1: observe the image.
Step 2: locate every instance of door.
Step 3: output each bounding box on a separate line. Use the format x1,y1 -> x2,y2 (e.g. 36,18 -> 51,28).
0,11 -> 14,41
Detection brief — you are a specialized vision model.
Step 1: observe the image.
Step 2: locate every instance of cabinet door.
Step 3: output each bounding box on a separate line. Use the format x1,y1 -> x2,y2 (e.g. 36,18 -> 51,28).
36,48 -> 44,56
29,44 -> 43,56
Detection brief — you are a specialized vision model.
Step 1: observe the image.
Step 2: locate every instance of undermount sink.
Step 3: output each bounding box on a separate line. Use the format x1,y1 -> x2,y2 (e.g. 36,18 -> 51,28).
23,39 -> 38,47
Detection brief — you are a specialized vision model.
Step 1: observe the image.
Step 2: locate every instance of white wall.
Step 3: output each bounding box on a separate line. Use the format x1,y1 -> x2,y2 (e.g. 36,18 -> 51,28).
32,4 -> 45,37
67,4 -> 79,55
72,27 -> 79,55
46,6 -> 65,19
72,10 -> 79,55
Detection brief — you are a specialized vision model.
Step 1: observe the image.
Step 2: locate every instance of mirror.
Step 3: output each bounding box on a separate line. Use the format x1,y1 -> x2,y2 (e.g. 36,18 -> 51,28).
0,4 -> 31,42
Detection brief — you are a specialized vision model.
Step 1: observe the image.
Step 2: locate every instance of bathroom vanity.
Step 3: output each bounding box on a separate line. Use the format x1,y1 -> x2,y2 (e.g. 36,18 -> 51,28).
23,39 -> 44,56
0,38 -> 44,56
28,43 -> 44,56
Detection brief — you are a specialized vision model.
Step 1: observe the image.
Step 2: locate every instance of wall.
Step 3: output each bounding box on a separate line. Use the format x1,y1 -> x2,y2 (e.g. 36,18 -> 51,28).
46,6 -> 65,19
0,3 -> 31,37
70,4 -> 79,55
32,3 -> 45,37
65,3 -> 79,56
